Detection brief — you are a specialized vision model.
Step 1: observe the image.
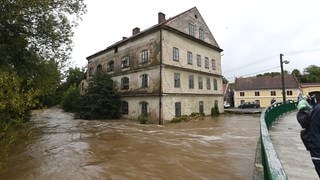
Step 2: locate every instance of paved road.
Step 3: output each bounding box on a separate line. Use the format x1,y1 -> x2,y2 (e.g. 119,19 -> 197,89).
269,111 -> 318,179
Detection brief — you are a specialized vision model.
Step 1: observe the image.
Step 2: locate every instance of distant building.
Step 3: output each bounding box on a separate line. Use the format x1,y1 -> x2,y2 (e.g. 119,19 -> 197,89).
301,83 -> 320,102
82,7 -> 224,123
234,74 -> 300,107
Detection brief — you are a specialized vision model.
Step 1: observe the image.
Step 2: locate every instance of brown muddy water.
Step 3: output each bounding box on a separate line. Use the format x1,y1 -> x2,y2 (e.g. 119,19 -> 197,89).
0,107 -> 260,180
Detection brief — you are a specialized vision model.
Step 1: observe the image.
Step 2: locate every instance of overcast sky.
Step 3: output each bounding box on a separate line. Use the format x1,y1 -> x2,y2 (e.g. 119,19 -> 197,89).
71,0 -> 320,82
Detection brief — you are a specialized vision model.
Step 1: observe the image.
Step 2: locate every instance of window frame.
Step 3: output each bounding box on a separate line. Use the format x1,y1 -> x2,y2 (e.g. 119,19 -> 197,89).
240,91 -> 245,96
213,79 -> 218,90
199,28 -> 204,40
121,101 -> 129,115
271,90 -> 276,96
173,47 -> 179,61
121,56 -> 130,69
205,57 -> 209,69
189,75 -> 194,89
198,76 -> 203,90
121,77 -> 129,90
188,23 -> 195,36
255,91 -> 260,96
141,74 -> 148,88
174,73 -> 180,88
187,51 -> 193,65
197,54 -> 201,67
107,61 -> 114,72
141,49 -> 149,64
175,102 -> 181,117
206,78 -> 211,90
211,59 -> 216,70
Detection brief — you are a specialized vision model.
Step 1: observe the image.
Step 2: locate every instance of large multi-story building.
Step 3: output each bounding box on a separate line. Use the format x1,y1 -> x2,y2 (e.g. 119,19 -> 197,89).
83,7 -> 224,123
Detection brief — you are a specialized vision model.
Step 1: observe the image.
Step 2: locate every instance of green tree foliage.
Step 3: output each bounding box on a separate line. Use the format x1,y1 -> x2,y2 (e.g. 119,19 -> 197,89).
0,0 -> 86,104
78,72 -> 121,120
256,72 -> 281,77
291,69 -> 302,82
61,85 -> 81,112
57,67 -> 86,104
303,65 -> 320,83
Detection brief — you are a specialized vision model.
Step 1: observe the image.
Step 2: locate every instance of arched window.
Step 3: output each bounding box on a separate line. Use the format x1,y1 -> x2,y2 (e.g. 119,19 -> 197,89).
96,64 -> 102,73
140,101 -> 148,115
121,77 -> 129,90
107,61 -> 114,72
121,101 -> 128,115
88,67 -> 94,76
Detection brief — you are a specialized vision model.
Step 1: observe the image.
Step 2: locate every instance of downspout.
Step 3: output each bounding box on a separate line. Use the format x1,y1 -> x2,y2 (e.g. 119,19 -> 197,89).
159,29 -> 163,125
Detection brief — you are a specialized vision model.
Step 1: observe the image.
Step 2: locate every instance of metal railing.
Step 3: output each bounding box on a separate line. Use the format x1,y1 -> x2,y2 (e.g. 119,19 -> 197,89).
259,102 -> 297,180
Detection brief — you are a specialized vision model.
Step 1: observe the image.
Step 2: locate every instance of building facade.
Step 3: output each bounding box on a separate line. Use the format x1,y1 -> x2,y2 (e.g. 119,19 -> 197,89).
234,74 -> 300,107
83,7 -> 224,123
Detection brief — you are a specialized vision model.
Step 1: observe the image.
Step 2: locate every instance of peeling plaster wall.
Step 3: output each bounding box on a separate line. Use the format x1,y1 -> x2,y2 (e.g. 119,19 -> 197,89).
162,95 -> 224,120
162,29 -> 221,76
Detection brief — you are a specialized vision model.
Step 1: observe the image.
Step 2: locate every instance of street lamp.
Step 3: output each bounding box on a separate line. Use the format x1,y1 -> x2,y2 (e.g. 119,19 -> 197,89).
280,53 -> 290,103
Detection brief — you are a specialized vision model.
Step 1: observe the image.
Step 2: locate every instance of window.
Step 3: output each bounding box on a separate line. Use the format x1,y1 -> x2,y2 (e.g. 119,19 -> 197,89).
121,101 -> 128,115
198,76 -> 203,89
189,75 -> 194,89
197,54 -> 201,67
271,91 -> 276,96
121,56 -> 130,68
205,57 -> 209,69
199,28 -> 204,40
255,91 -> 260,96
175,102 -> 181,117
173,47 -> 179,61
121,77 -> 129,90
206,78 -> 211,90
240,100 -> 245,104
240,92 -> 245,96
174,73 -> 180,88
107,61 -> 114,72
140,101 -> 148,115
141,74 -> 148,88
89,67 -> 94,76
141,49 -> 149,64
187,51 -> 193,65
255,100 -> 260,105
188,23 -> 195,36
114,46 -> 118,53
213,79 -> 218,90
287,90 -> 293,96
211,59 -> 216,70
96,64 -> 102,73
199,101 -> 204,114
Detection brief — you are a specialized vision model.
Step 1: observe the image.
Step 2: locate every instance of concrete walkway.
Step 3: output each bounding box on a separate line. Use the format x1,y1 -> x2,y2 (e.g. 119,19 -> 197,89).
269,111 -> 318,180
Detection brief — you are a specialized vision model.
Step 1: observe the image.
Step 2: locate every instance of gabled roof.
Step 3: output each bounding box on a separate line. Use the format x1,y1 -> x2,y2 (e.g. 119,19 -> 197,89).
234,74 -> 300,91
87,7 -> 222,60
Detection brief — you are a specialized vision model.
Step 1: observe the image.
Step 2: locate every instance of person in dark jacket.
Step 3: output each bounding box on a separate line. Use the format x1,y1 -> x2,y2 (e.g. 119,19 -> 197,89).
309,103 -> 320,177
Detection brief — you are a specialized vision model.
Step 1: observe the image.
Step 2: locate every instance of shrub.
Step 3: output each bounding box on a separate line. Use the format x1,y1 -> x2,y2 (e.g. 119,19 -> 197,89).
211,106 -> 220,116
138,114 -> 150,124
78,72 -> 120,119
61,85 -> 81,112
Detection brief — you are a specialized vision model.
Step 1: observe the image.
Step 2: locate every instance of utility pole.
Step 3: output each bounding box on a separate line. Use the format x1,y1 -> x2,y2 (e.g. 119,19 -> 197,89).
280,53 -> 286,103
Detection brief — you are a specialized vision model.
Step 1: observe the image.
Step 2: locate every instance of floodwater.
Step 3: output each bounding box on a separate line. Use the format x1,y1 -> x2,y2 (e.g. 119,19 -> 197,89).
0,107 -> 259,180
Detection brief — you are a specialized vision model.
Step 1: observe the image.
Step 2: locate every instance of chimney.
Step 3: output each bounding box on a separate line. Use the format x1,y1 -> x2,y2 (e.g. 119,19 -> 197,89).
158,12 -> 166,24
132,27 -> 140,35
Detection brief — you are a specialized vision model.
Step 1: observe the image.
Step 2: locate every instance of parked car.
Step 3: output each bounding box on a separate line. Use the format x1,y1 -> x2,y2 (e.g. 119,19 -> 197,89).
224,102 -> 231,108
238,102 -> 260,109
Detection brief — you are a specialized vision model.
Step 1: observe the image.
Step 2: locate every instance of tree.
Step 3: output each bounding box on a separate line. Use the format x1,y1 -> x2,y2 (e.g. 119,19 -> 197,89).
292,69 -> 302,82
79,72 -> 121,120
0,0 -> 86,102
303,65 -> 320,83
222,76 -> 229,84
